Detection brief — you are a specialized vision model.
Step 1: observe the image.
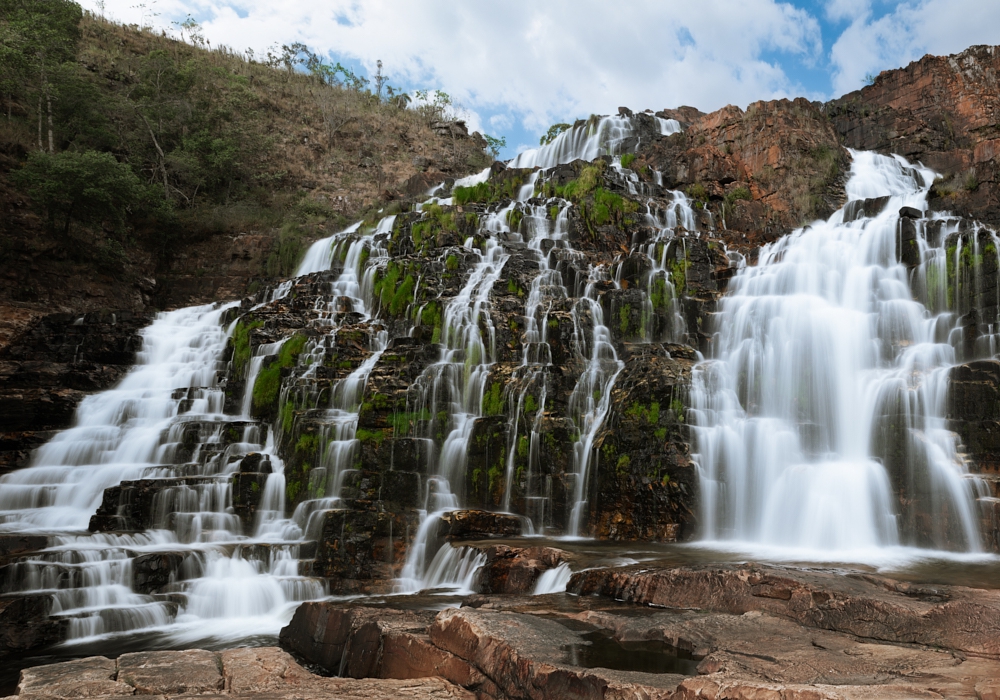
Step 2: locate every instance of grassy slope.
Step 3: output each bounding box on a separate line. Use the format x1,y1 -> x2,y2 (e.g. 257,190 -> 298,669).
0,12 -> 491,347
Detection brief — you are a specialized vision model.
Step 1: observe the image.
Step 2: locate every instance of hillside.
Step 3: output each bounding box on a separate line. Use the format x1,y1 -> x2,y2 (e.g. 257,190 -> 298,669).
5,17 -> 1000,698
0,2 -> 492,347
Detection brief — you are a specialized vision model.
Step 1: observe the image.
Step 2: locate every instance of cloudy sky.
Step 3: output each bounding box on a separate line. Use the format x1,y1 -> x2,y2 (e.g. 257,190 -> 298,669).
84,0 -> 1000,158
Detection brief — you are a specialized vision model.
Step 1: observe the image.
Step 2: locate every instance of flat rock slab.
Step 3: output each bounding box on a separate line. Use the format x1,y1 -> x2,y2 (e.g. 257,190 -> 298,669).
569,562 -> 1000,657
430,607 -> 684,699
118,650 -> 223,695
8,647 -> 473,700
16,656 -> 133,698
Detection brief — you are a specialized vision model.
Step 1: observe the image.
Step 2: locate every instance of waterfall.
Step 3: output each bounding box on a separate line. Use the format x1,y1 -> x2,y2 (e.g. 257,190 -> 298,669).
566,267 -> 625,537
692,149 -> 988,555
533,562 -> 572,594
0,303 -> 327,643
510,116 -> 635,170
0,303 -> 236,532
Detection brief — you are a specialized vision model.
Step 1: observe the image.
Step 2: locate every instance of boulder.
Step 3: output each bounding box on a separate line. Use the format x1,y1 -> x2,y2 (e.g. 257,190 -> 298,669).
474,545 -> 569,594
15,655 -> 132,698
116,649 -> 223,695
7,646 -> 476,699
0,595 -> 66,658
436,510 -> 523,541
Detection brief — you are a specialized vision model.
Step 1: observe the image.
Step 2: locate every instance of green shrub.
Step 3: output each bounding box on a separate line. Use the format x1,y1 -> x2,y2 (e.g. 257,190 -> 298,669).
251,334 -> 307,412
13,149 -> 158,237
231,319 -> 263,378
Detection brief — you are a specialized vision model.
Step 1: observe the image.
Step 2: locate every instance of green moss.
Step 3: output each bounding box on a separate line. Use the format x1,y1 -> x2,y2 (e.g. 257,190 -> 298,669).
620,153 -> 636,169
616,454 -> 631,475
453,181 -> 491,205
506,278 -> 525,298
252,334 -> 308,412
619,305 -> 631,335
356,428 -> 386,444
654,427 -> 667,440
506,207 -> 523,231
725,185 -> 751,204
549,205 -> 560,221
685,183 -> 709,202
626,401 -> 661,424
483,381 -> 506,416
488,450 -> 505,500
375,261 -> 418,317
523,394 -> 538,413
286,481 -> 301,501
670,398 -> 684,422
445,254 -> 459,270
389,274 -> 415,316
231,319 -> 264,379
669,256 -> 690,296
390,409 -> 431,437
250,480 -> 260,493
296,434 -> 319,455
650,276 -> 671,311
280,400 -> 295,434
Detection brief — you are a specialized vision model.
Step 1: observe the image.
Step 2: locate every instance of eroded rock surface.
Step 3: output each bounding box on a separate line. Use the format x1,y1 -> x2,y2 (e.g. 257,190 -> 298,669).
6,647 -> 473,700
275,564 -> 1000,699
569,562 -> 1000,657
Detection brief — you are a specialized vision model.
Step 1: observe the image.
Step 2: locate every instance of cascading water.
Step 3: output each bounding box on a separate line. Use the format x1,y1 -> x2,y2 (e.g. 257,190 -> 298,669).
397,222 -> 510,591
565,266 -> 625,537
510,116 -> 635,170
0,304 -> 326,644
692,150 -> 988,556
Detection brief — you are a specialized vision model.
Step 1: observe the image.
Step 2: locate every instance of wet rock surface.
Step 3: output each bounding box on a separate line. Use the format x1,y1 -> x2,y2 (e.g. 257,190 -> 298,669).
277,562 -> 1000,699
472,544 -> 569,595
0,311 -> 151,477
0,595 -> 67,659
569,562 -> 1000,657
5,647 -> 474,699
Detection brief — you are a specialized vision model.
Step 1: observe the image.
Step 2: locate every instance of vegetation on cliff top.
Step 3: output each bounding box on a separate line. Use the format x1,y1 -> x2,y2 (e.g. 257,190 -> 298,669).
0,0 -> 491,306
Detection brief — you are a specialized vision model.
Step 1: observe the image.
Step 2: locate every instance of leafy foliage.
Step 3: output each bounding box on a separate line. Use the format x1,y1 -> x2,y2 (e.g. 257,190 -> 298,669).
12,150 -> 157,236
540,122 -> 571,146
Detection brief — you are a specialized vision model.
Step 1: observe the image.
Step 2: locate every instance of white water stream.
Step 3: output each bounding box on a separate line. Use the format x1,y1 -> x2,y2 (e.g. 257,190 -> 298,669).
693,150 -> 987,557
0,304 -> 326,645
6,109 -> 992,657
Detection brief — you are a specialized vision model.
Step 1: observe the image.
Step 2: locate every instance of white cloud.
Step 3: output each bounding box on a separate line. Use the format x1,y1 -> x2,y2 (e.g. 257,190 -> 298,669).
825,0 -> 871,23
85,0 -> 997,141
829,0 -> 1000,95
83,0 -> 823,137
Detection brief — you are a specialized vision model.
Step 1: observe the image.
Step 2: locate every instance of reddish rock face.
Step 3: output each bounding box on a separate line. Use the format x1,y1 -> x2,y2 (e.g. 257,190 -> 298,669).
473,545 -> 569,594
826,45 -> 1000,226
9,647 -> 476,699
569,563 -> 1000,658
275,575 -> 1000,700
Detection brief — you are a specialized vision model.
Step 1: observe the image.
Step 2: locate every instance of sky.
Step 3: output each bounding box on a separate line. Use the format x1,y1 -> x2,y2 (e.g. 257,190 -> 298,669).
83,0 -> 1000,159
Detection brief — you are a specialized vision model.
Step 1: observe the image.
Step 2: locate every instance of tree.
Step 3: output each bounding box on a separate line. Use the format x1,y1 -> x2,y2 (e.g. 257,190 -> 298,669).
540,122 -> 571,146
484,133 -> 506,159
0,0 -> 83,150
13,150 -> 152,236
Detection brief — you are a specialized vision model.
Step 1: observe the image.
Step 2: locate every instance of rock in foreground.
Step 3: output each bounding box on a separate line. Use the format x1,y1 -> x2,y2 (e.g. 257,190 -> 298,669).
278,563 -> 1000,699
6,647 -> 472,700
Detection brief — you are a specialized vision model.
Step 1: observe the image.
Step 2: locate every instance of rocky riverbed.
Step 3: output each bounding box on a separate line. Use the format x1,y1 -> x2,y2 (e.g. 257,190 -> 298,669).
12,561 -> 1000,699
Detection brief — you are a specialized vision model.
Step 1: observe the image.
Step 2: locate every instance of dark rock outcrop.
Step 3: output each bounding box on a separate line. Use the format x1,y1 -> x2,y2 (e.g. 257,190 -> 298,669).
473,545 -> 569,595
0,594 -> 67,658
0,310 -> 151,476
